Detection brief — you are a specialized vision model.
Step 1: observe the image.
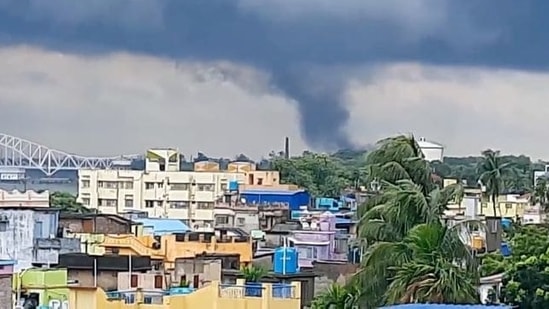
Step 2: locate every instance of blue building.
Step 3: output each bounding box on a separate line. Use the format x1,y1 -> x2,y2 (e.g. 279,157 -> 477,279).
0,207 -> 80,271
314,196 -> 357,212
133,218 -> 191,236
239,189 -> 310,211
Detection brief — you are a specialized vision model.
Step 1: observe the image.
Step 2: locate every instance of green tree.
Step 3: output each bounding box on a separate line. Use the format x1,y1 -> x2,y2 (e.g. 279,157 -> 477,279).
478,150 -> 514,217
500,254 -> 549,308
311,284 -> 359,309
271,152 -> 350,197
50,191 -> 93,214
355,135 -> 475,307
381,223 -> 479,304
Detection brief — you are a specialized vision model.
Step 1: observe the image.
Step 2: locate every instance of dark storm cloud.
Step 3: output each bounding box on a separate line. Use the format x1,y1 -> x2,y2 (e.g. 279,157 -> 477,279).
0,0 -> 545,149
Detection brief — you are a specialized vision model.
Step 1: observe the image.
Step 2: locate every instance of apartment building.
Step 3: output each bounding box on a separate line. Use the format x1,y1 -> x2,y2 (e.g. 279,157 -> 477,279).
77,148 -> 283,226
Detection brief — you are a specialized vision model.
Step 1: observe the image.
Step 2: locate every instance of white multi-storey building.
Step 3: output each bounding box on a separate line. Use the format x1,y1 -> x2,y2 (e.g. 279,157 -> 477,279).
77,148 -> 283,227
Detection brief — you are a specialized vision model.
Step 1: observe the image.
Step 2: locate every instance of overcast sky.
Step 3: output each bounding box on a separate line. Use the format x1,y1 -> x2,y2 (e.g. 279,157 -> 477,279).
1,0 -> 549,159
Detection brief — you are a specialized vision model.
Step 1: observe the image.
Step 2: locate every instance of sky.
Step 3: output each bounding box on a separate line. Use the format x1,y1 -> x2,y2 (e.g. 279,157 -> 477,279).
1,0 -> 549,159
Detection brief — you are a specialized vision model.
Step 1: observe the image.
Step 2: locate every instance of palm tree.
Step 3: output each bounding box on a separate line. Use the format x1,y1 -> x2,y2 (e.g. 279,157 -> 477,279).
478,150 -> 513,217
363,223 -> 480,305
364,135 -> 433,193
311,284 -> 359,309
355,135 -> 473,307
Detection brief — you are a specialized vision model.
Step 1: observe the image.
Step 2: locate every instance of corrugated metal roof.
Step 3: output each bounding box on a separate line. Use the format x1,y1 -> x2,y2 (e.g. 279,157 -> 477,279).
240,189 -> 305,195
133,218 -> 190,235
381,305 -> 513,309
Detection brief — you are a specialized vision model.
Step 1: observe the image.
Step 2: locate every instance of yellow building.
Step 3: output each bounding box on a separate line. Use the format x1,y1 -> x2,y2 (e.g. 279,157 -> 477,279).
69,280 -> 301,309
100,232 -> 253,269
444,179 -> 530,219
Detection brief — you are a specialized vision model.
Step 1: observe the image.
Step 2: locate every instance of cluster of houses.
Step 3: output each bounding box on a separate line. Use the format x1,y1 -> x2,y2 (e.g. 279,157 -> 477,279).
0,147 -> 539,308
0,163 -> 362,309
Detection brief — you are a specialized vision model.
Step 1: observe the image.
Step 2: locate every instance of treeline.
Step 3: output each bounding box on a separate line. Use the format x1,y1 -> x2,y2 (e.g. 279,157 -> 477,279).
132,148 -> 546,197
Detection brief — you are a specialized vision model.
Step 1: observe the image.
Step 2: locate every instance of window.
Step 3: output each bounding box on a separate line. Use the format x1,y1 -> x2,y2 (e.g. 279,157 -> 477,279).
81,198 -> 90,206
334,238 -> 347,254
0,220 -> 8,232
197,184 -> 214,191
130,274 -> 138,288
98,181 -> 118,189
170,201 -> 189,209
216,216 -> 229,224
237,217 -> 246,226
145,182 -> 155,190
170,183 -> 189,191
81,180 -> 90,188
154,275 -> 163,289
220,183 -> 228,191
257,178 -> 263,185
145,200 -> 155,208
197,202 -> 214,209
120,181 -> 133,189
98,199 -> 117,207
124,195 -> 133,208
297,247 -> 315,259
505,203 -> 513,209
34,221 -> 43,238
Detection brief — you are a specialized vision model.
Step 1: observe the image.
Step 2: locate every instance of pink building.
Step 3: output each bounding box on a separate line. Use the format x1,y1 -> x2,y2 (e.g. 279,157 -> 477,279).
288,212 -> 348,268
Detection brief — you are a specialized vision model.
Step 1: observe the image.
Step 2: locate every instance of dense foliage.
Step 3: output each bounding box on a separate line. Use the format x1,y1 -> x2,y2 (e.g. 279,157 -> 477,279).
352,136 -> 480,307
267,146 -> 544,199
309,135 -> 545,307
479,226 -> 549,308
50,191 -> 92,214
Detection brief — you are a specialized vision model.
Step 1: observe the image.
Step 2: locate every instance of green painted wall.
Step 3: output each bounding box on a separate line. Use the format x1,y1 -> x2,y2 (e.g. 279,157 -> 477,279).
13,268 -> 69,306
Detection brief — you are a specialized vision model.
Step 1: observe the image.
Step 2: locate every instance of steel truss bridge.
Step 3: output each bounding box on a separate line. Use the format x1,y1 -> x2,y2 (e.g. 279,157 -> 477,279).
0,133 -> 141,176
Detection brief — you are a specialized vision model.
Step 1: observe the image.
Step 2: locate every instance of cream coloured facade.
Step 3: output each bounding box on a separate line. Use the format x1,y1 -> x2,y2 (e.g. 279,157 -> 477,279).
77,148 -> 287,224
77,169 -> 246,224
0,189 -> 50,207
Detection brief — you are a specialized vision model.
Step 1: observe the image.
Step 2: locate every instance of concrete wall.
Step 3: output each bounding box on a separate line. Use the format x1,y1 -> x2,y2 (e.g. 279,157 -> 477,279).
0,189 -> 50,208
68,269 -> 119,291
60,216 -> 131,234
69,280 -> 302,309
0,276 -> 12,309
0,209 -> 37,271
173,259 -> 222,287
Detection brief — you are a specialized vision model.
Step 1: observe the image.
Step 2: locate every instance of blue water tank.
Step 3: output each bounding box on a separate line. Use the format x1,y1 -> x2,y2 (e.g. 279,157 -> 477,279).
501,242 -> 512,257
228,180 -> 239,192
502,218 -> 512,229
273,247 -> 299,274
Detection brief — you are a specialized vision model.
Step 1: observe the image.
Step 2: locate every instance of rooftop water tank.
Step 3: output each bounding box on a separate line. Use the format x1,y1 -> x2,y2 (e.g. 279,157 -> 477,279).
501,218 -> 512,229
273,247 -> 298,275
501,242 -> 511,257
229,180 -> 239,192
417,137 -> 444,162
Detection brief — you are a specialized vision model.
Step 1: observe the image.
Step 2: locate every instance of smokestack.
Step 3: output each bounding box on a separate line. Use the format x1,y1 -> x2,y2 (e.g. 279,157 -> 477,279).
284,137 -> 290,159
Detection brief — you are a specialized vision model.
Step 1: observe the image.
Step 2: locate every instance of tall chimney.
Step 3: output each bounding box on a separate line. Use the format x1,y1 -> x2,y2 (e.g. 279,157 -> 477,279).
284,137 -> 290,159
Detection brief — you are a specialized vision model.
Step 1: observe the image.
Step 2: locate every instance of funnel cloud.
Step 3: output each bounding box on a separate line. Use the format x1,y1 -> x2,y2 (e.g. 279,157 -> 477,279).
0,0 -> 548,155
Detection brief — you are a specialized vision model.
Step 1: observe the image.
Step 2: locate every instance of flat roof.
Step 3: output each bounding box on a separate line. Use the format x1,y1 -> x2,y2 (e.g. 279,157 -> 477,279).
240,189 -> 306,196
